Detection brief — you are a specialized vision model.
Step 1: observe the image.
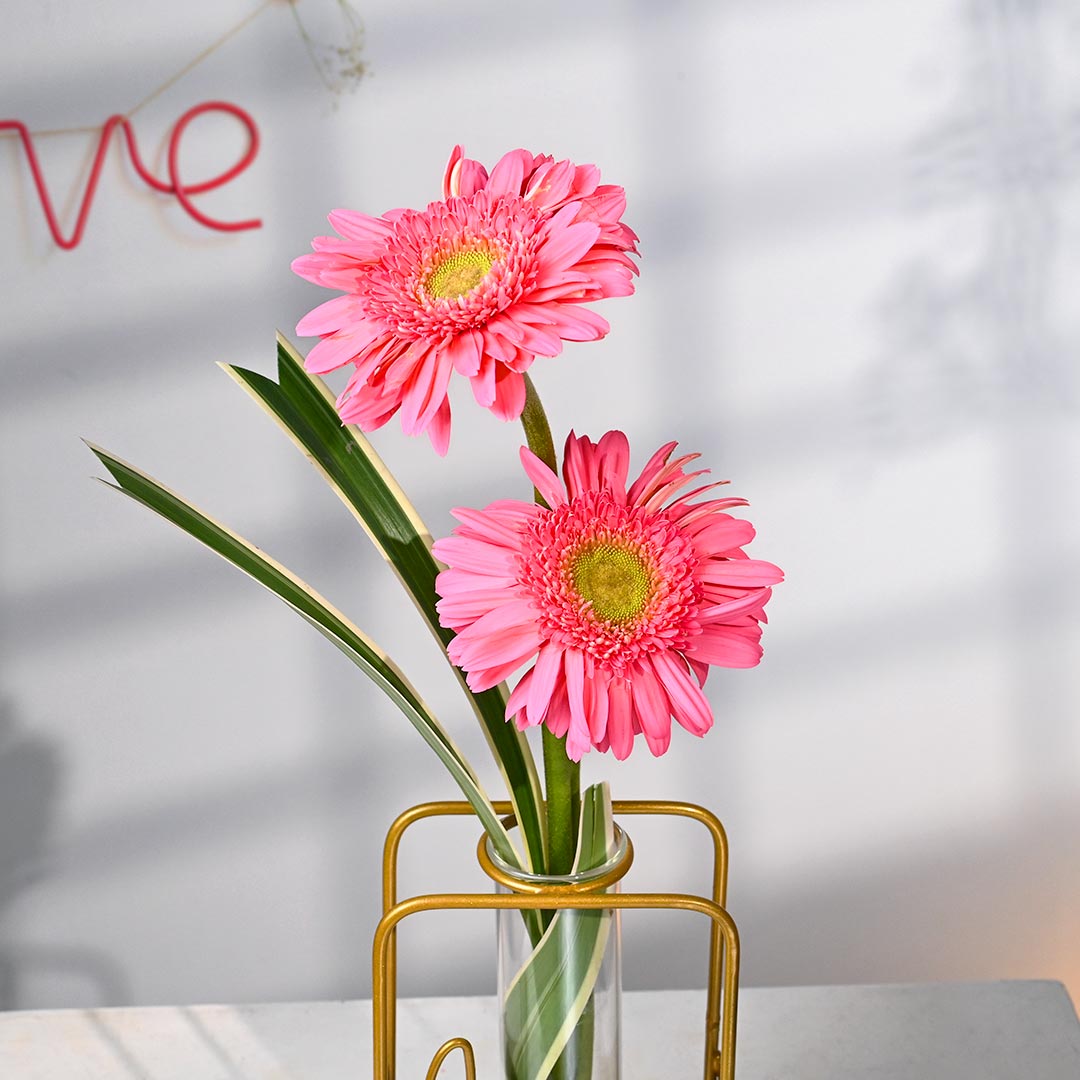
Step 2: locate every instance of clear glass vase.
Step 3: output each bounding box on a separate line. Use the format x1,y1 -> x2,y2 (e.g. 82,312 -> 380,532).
488,832 -> 626,1080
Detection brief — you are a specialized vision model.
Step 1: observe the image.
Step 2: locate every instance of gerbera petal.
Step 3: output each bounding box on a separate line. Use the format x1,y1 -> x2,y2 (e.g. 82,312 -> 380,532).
651,651 -> 713,737
527,641 -> 564,724
580,184 -> 625,225
292,247 -> 366,282
336,381 -> 400,428
442,145 -> 464,198
565,723 -> 592,763
479,326 -> 518,365
326,209 -> 394,253
698,558 -> 785,587
699,588 -> 772,623
502,312 -> 564,356
562,648 -> 590,752
629,660 -> 672,749
571,165 -> 602,200
437,584 -> 524,623
467,352 -> 496,408
641,726 -> 671,758
606,677 -> 635,760
490,367 -> 527,421
453,598 -> 538,644
520,447 -> 568,507
304,329 -> 378,375
525,278 -> 596,305
451,620 -> 542,688
687,656 -> 711,687
561,430 -> 593,499
630,451 -> 702,508
478,655 -> 532,690
296,294 -> 362,337
686,516 -> 757,554
446,154 -> 491,199
626,442 -> 678,506
432,536 -> 519,575
484,311 -> 526,345
399,346 -> 454,436
523,158 -> 576,209
582,673 -> 609,744
641,467 -> 710,513
668,497 -> 750,529
426,396 -> 452,456
445,329 -> 482,377
686,627 -> 764,668
450,505 -> 529,548
483,499 -> 543,526
544,682 -> 572,739
595,430 -> 631,500
544,303 -> 611,342
486,149 -> 532,196
538,215 -> 602,275
505,667 -> 534,722
382,340 -> 429,390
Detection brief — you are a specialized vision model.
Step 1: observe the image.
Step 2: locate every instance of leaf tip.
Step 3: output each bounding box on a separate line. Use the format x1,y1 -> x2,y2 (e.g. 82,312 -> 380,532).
82,438 -> 109,463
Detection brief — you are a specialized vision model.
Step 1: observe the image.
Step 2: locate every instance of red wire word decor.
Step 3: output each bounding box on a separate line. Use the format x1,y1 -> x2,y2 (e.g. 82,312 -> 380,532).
0,101 -> 261,250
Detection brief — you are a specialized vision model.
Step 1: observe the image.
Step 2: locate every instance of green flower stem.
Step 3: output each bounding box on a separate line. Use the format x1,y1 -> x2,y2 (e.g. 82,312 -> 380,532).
520,374 -> 558,501
542,726 -> 581,876
521,374 -> 581,876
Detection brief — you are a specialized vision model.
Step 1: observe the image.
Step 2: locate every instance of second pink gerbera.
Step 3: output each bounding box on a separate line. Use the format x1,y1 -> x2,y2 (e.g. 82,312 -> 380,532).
292,147 -> 638,454
433,432 -> 784,761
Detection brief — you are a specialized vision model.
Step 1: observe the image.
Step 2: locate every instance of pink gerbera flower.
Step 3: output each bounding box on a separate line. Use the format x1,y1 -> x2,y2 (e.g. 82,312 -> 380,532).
433,432 -> 784,761
292,147 -> 638,454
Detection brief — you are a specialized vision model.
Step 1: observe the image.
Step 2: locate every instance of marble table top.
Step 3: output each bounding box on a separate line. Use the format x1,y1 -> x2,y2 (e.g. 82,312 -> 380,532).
2,980 -> 1079,1079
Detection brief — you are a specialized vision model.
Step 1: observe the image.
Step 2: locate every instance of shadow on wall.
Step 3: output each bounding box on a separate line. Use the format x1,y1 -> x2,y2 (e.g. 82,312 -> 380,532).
0,701 -> 128,1009
863,0 -> 1080,449
862,0 -> 1080,804
740,797 -> 1080,990
626,796 -> 1080,994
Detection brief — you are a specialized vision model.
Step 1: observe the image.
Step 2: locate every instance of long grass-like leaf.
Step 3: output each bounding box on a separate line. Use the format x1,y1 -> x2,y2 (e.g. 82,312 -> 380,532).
502,784 -> 617,1080
86,443 -> 522,868
219,335 -> 547,874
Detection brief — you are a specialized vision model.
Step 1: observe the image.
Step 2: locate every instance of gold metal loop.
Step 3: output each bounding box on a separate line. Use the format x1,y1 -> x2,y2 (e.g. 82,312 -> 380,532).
379,800 -> 734,1080
424,1036 -> 476,1080
373,890 -> 740,1080
476,820 -> 634,894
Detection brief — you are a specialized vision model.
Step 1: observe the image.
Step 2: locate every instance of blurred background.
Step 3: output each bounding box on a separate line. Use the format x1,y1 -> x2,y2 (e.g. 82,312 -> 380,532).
1,0 -> 1078,1011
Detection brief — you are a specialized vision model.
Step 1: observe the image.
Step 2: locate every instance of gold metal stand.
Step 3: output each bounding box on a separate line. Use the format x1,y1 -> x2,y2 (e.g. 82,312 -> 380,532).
378,801 -> 740,1080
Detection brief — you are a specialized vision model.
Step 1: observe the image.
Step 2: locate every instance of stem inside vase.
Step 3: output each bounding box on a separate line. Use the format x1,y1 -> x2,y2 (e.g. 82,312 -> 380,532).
488,830 -> 625,1080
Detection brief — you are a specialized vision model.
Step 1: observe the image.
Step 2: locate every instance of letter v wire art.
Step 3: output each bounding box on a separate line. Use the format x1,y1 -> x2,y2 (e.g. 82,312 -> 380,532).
378,801 -> 740,1080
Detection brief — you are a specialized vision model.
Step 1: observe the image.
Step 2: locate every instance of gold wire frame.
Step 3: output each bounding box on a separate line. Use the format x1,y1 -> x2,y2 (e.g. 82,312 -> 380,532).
377,800 -> 740,1080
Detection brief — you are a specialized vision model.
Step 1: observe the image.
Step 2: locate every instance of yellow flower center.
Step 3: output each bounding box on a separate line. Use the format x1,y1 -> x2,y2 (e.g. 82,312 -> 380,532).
425,249 -> 494,299
570,543 -> 652,623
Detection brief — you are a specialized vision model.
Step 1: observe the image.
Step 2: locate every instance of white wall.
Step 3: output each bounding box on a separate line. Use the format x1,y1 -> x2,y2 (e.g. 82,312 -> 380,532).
1,0 -> 1078,1010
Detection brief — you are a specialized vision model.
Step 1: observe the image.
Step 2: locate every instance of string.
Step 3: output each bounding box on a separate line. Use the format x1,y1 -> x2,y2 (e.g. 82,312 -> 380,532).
128,0 -> 276,120
0,0 -> 277,139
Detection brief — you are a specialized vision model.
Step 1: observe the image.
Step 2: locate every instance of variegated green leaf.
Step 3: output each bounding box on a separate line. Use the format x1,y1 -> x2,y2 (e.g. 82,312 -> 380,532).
219,335 -> 547,874
503,783 -> 618,1080
86,443 -> 522,868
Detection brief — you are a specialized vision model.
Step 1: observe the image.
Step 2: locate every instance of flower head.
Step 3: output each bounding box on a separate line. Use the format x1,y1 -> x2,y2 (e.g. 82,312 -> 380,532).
292,147 -> 638,454
433,432 -> 783,761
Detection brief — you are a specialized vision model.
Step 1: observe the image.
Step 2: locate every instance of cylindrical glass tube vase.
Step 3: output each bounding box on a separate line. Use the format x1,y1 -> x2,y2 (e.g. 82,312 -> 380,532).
488,832 -> 626,1080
